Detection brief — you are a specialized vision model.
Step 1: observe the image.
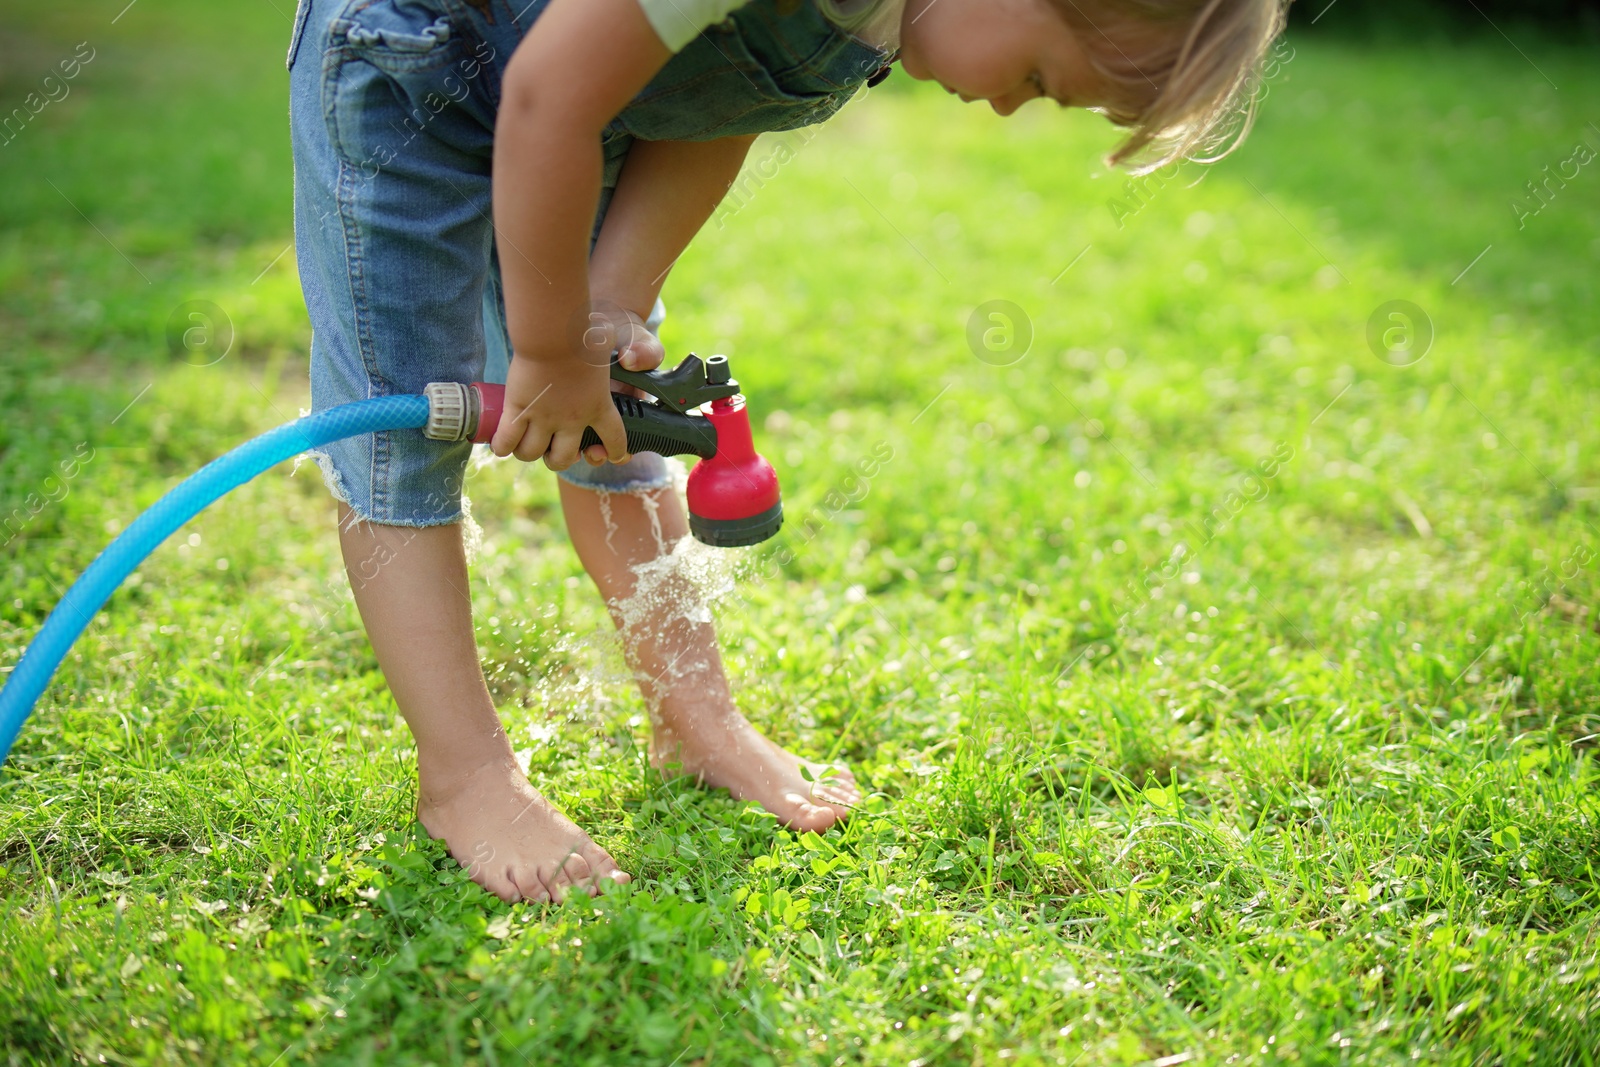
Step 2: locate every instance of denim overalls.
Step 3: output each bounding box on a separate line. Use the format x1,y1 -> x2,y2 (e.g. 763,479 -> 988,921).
286,0 -> 890,525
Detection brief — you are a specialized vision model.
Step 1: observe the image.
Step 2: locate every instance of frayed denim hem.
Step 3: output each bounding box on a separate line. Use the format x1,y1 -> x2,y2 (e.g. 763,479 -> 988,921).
296,446 -> 466,530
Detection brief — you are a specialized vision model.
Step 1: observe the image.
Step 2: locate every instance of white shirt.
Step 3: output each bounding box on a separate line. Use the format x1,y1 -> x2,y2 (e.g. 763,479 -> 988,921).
638,0 -> 903,54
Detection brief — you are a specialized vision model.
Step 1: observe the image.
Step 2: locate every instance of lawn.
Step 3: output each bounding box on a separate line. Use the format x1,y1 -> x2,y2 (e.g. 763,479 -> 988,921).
2,2 -> 1598,1064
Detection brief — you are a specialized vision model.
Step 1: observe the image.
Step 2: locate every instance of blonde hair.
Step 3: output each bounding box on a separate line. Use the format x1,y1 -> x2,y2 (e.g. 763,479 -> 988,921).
1049,0 -> 1289,172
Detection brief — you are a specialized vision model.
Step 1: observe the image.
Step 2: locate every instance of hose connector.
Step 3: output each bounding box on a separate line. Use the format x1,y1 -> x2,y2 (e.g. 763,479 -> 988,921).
422,381 -> 480,442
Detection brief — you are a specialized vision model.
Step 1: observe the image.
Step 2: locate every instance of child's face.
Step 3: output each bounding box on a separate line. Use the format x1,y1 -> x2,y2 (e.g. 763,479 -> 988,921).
898,0 -> 1156,121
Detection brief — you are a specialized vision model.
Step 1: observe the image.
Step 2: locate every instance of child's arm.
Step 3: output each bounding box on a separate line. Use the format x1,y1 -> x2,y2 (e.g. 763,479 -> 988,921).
589,135 -> 760,321
489,0 -> 672,469
580,135 -> 759,466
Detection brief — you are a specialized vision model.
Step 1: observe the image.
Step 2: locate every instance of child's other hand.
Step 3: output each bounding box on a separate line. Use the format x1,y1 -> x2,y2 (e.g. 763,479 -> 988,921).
586,301 -> 665,466
492,354 -> 628,471
592,300 -> 665,380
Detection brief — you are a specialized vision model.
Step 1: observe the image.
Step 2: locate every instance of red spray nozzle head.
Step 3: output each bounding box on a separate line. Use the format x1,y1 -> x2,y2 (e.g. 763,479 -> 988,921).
685,396 -> 783,547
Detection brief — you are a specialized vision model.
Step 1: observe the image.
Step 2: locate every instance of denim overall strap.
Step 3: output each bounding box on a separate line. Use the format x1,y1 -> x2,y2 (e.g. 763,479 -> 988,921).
609,0 -> 891,143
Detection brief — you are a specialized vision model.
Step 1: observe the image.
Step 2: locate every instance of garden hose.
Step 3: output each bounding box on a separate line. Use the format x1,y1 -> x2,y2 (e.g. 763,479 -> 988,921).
0,395 -> 430,766
0,353 -> 784,768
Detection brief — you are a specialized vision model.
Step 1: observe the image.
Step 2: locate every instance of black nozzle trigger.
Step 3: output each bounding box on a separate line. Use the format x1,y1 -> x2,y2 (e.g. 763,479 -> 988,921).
609,352 -> 740,413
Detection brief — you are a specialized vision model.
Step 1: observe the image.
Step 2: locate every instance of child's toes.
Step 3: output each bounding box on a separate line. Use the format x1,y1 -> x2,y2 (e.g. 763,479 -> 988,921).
509,865 -> 551,904
780,793 -> 850,833
482,871 -> 524,905
580,843 -> 631,886
457,852 -> 521,903
807,766 -> 861,807
822,775 -> 862,805
814,786 -> 859,810
547,854 -> 603,902
511,857 -> 584,904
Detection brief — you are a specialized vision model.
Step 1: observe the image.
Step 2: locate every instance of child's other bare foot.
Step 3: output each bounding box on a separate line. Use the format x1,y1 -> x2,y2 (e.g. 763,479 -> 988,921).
416,754 -> 630,904
651,714 -> 861,832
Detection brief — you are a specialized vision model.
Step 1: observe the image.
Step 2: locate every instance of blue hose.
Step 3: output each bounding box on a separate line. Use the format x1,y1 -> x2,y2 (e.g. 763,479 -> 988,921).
0,394 -> 431,766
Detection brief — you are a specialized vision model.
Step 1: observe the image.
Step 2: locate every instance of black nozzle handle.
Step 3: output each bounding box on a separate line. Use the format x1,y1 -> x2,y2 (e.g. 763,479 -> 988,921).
581,392 -> 718,459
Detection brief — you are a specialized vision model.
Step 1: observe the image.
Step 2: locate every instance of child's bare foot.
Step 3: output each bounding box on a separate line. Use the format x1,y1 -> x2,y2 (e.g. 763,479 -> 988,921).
651,714 -> 862,832
416,754 -> 630,904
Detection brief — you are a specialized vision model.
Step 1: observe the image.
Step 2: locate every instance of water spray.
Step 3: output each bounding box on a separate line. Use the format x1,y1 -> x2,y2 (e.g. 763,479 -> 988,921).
0,354 -> 781,766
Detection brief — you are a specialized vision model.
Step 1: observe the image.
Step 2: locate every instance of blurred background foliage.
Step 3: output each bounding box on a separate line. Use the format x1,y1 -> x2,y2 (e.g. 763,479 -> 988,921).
1288,0 -> 1600,34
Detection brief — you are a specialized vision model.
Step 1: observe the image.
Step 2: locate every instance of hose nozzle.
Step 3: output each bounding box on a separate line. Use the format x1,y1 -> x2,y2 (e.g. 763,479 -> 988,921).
423,354 -> 782,547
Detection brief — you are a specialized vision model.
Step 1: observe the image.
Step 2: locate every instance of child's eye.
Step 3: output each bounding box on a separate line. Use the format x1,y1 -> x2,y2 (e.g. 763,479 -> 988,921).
1029,71 -> 1045,95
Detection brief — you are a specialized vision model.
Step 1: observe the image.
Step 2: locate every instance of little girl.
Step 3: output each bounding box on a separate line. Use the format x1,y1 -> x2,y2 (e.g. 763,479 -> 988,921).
287,0 -> 1285,903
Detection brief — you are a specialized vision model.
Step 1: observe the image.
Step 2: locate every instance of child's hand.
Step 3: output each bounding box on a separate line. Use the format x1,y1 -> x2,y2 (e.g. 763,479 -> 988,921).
593,300 -> 664,377
581,301 -> 666,466
491,354 -> 627,471
490,303 -> 664,470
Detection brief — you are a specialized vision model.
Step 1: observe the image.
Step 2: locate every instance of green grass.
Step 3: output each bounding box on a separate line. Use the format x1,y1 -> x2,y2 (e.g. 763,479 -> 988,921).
3,2 -> 1599,1063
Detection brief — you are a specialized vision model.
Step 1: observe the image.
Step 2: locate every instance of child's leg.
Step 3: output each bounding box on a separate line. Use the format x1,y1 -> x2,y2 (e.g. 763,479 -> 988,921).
338,506 -> 629,902
288,0 -> 630,902
557,479 -> 862,831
